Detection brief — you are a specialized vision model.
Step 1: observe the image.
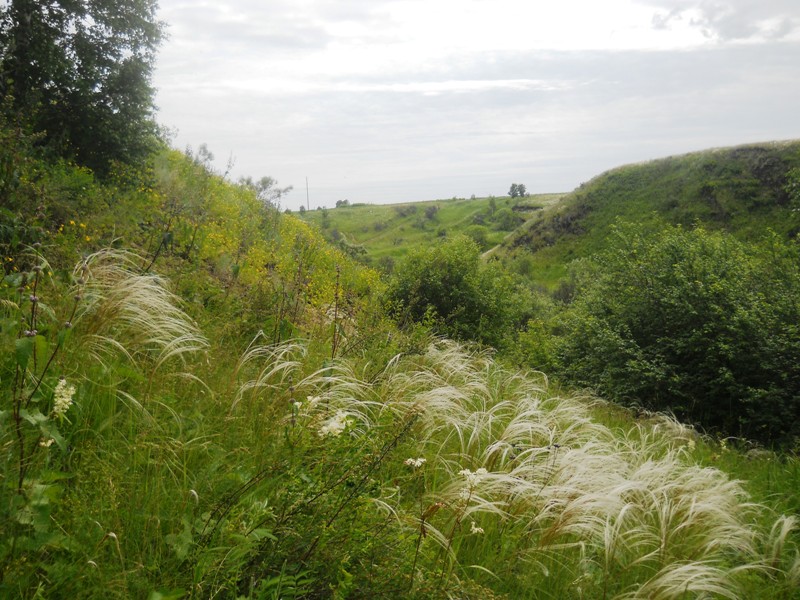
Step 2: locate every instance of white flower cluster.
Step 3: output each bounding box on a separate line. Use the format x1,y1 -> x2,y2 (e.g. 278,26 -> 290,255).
319,411 -> 350,437
470,521 -> 484,535
458,467 -> 488,499
52,378 -> 75,418
404,457 -> 427,468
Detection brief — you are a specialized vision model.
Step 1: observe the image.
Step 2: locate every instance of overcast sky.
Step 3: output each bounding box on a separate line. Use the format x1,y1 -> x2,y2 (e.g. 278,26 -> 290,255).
152,0 -> 800,210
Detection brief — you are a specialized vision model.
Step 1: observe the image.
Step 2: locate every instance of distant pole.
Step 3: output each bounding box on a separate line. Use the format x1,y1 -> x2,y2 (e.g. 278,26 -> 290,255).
306,177 -> 310,211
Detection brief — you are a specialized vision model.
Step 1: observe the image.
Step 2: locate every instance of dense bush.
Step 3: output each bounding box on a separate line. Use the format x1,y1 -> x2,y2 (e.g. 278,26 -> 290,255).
385,235 -> 531,349
553,224 -> 800,445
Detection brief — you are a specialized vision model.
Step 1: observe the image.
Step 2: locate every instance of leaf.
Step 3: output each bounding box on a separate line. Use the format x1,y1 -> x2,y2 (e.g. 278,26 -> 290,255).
19,408 -> 47,426
15,337 -> 33,370
34,334 -> 49,365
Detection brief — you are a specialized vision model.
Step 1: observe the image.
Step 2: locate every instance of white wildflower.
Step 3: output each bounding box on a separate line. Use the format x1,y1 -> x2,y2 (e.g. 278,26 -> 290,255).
52,378 -> 75,418
293,401 -> 302,411
470,521 -> 484,535
319,411 -> 350,437
459,468 -> 488,500
459,467 -> 488,487
39,437 -> 55,448
404,457 -> 427,468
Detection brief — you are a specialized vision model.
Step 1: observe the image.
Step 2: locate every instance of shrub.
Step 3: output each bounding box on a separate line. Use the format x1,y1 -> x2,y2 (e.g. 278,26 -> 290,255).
553,223 -> 800,445
385,236 -> 531,349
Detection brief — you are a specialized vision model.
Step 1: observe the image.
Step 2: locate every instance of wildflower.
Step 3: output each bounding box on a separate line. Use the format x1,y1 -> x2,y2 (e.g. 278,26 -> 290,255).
53,378 -> 76,418
293,401 -> 302,411
69,220 -> 75,226
470,521 -> 484,534
404,457 -> 427,468
319,411 -> 350,437
459,467 -> 488,487
79,223 -> 86,229
39,437 -> 55,448
459,467 -> 488,499
85,236 -> 91,242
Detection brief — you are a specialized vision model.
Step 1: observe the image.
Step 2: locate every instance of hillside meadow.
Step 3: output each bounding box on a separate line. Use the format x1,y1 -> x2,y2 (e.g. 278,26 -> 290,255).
298,194 -> 563,270
2,124 -> 800,598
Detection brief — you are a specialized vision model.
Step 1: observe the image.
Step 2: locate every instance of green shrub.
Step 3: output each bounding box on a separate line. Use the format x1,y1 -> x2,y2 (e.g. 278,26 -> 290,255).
553,223 -> 800,445
385,236 -> 531,349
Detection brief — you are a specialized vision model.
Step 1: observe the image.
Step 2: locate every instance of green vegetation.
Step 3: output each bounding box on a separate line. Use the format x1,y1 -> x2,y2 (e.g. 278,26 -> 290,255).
546,224 -> 800,446
386,235 -> 532,350
0,0 -> 163,174
500,141 -> 800,289
299,194 -> 561,269
2,7 -> 800,595
2,134 -> 798,597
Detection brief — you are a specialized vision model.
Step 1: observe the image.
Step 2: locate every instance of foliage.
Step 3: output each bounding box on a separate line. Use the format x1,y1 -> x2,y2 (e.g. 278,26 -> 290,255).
553,223 -> 800,445
508,183 -> 527,198
502,141 -> 800,288
385,236 -> 531,349
0,0 -> 163,174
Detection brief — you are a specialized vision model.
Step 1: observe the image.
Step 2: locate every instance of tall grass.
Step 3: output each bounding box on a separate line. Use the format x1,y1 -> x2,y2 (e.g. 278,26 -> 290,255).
2,252 -> 798,598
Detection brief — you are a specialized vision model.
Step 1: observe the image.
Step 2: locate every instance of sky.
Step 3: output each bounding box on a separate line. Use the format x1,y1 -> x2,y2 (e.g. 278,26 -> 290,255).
152,0 -> 800,210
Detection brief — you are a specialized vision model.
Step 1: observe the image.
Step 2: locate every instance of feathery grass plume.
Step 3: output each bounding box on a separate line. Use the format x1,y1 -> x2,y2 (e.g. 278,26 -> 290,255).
362,339 -> 796,598
617,561 -> 743,600
232,333 -> 307,410
72,249 -> 208,372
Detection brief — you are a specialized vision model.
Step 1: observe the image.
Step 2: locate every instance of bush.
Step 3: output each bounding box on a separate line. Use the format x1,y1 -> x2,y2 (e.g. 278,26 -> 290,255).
385,235 -> 531,349
553,223 -> 800,445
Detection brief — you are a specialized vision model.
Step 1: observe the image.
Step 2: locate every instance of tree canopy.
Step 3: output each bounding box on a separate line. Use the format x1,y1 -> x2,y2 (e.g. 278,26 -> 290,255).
0,0 -> 163,174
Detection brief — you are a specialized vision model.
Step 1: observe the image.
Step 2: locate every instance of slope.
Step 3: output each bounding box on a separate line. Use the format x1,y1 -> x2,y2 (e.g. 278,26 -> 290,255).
499,140 -> 800,287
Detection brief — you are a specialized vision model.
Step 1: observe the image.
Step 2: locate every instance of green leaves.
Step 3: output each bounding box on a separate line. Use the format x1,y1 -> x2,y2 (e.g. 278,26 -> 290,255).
386,235 -> 530,349
554,223 -> 800,444
14,334 -> 49,372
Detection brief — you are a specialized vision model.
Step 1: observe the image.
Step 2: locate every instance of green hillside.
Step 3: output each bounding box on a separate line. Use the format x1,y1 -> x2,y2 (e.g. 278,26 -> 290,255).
299,194 -> 563,269
499,141 -> 800,287
2,5 -> 800,596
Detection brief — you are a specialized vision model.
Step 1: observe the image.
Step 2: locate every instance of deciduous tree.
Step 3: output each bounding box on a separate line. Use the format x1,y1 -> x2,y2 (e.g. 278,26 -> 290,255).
0,0 -> 163,174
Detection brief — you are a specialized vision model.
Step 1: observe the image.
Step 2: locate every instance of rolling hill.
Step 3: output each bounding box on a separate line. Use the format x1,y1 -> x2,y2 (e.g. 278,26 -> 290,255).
498,140 -> 800,286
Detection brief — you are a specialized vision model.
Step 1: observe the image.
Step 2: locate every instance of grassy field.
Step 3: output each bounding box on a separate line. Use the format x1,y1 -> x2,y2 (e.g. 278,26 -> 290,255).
298,194 -> 564,268
3,137 -> 800,598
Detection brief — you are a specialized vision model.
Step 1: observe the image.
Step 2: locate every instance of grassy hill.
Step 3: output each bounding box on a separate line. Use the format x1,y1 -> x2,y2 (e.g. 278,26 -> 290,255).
497,140 -> 800,287
2,123 -> 800,598
298,194 -> 563,269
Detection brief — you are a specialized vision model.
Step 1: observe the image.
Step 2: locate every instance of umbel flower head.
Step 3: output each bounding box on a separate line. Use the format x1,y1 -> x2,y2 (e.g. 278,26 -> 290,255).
52,378 -> 76,418
319,411 -> 350,437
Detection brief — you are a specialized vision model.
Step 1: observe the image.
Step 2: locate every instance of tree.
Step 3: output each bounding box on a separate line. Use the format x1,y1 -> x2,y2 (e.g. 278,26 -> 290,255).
508,183 -> 527,198
0,0 -> 163,174
239,175 -> 293,207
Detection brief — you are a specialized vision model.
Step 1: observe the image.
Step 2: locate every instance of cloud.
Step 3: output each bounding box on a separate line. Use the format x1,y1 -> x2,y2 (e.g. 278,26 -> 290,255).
639,0 -> 800,41
153,0 -> 800,208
